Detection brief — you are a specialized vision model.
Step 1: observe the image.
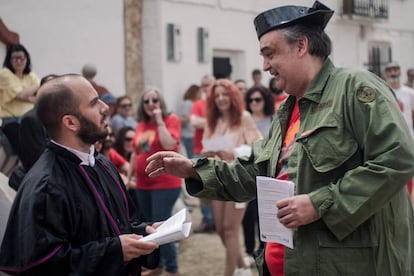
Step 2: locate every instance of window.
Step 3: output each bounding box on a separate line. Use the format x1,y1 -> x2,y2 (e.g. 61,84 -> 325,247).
343,0 -> 389,19
366,41 -> 392,77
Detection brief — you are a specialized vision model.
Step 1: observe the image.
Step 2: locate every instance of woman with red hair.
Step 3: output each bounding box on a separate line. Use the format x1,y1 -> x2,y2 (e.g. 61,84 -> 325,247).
202,79 -> 262,276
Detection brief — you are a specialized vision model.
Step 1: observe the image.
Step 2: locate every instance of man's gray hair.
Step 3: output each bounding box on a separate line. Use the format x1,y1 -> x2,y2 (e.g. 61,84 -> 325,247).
281,25 -> 332,58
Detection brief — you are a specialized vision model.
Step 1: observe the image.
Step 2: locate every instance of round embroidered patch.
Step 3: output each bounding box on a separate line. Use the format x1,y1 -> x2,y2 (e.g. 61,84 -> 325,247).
356,86 -> 376,103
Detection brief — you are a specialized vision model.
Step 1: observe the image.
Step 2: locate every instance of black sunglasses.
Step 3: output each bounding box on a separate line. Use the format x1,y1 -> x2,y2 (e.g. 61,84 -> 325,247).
124,137 -> 133,142
120,103 -> 132,108
143,98 -> 159,105
249,97 -> 263,103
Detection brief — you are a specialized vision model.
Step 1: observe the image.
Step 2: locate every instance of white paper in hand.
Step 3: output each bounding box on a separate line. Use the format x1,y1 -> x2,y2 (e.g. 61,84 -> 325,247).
256,176 -> 295,249
141,208 -> 192,245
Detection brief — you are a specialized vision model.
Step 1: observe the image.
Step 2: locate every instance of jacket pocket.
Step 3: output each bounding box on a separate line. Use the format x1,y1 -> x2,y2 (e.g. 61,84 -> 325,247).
316,223 -> 377,275
297,117 -> 358,173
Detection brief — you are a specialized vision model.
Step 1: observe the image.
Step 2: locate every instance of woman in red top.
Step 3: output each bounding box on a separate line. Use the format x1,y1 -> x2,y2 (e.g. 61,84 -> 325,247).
131,88 -> 181,276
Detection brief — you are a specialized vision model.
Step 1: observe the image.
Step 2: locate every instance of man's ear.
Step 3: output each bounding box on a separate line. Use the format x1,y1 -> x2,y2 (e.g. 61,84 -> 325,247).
62,114 -> 79,132
296,36 -> 308,57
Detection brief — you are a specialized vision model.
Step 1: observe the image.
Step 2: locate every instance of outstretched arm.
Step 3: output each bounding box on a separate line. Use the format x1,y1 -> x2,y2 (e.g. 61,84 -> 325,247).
145,151 -> 201,180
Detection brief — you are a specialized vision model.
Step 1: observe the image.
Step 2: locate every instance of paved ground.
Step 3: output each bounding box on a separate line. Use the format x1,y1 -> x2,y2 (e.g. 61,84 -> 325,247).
0,174 -> 259,276
176,204 -> 259,276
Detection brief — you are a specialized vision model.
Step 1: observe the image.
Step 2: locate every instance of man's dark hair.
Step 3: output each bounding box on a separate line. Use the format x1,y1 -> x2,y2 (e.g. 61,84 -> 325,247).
3,44 -> 32,74
252,69 -> 261,77
113,126 -> 135,159
281,25 -> 332,58
36,77 -> 81,138
268,77 -> 284,95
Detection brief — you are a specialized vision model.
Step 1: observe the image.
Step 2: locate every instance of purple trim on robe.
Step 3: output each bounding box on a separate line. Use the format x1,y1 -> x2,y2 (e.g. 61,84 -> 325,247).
0,245 -> 62,274
79,165 -> 122,235
96,159 -> 130,220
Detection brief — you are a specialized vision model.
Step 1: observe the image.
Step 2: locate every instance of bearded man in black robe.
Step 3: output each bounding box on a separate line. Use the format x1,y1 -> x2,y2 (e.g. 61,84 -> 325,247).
0,74 -> 159,275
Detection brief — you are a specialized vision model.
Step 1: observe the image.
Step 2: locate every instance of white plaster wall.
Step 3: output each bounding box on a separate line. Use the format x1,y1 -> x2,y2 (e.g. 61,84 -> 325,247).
387,0 -> 414,29
159,1 -> 261,112
328,21 -> 362,69
142,0 -> 164,94
1,0 -> 413,110
153,0 -> 342,112
0,0 -> 125,96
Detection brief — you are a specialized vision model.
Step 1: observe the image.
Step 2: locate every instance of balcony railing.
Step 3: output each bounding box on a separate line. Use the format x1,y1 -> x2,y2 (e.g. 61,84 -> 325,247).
343,0 -> 389,19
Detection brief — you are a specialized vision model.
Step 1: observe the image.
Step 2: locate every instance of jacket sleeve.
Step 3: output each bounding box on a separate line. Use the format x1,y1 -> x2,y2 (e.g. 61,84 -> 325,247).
185,139 -> 266,203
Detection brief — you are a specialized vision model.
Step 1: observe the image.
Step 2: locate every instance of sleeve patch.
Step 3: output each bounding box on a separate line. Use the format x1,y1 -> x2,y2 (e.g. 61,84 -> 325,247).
356,86 -> 376,103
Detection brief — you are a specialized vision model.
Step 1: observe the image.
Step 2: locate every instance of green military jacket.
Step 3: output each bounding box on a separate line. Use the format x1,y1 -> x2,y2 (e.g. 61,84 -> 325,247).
186,59 -> 414,275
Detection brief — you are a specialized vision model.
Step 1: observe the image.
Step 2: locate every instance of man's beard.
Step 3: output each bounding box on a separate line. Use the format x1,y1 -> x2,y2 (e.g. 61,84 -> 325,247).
387,76 -> 399,84
76,114 -> 108,144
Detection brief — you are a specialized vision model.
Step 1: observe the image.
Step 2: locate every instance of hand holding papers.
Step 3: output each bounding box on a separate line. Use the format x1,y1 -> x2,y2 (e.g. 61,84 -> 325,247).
141,208 -> 192,245
256,176 -> 295,249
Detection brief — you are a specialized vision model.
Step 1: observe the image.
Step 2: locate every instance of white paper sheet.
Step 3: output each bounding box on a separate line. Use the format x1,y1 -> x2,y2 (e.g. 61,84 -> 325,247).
140,208 -> 192,245
201,135 -> 233,151
256,176 -> 295,249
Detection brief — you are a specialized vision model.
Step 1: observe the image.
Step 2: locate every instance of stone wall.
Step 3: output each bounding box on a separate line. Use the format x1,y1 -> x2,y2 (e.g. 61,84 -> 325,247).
124,0 -> 143,115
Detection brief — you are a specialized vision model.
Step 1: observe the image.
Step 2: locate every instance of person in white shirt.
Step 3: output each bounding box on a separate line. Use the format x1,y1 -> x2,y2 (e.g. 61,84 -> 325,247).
384,62 -> 414,137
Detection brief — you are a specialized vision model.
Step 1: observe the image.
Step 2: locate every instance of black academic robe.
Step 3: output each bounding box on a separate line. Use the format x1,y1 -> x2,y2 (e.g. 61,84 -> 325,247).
0,142 -> 158,275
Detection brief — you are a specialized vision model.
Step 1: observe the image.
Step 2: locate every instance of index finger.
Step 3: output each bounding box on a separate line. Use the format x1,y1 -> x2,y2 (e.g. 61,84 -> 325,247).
146,151 -> 168,162
276,197 -> 290,209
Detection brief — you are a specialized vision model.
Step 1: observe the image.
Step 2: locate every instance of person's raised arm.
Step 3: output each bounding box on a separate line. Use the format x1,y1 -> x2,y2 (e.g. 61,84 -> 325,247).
154,109 -> 178,150
190,114 -> 206,129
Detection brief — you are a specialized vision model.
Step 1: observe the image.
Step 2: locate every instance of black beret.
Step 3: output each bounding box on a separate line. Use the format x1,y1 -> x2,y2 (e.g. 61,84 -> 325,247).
254,1 -> 334,39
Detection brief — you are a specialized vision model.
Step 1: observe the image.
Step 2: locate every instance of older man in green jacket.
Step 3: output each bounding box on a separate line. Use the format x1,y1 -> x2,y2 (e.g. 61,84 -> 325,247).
146,1 -> 414,275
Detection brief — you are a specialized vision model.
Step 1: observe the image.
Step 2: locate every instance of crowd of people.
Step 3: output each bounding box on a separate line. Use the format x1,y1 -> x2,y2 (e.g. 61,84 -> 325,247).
0,42 -> 294,276
0,1 -> 414,275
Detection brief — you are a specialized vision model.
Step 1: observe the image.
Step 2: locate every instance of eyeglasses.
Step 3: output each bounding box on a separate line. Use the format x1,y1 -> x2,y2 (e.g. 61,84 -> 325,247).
120,103 -> 132,108
143,98 -> 159,105
11,56 -> 26,62
124,137 -> 134,142
108,132 -> 115,137
249,97 -> 263,103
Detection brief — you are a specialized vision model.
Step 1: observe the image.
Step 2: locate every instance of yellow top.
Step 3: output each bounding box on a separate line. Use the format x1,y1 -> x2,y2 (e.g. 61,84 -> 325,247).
0,68 -> 39,118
